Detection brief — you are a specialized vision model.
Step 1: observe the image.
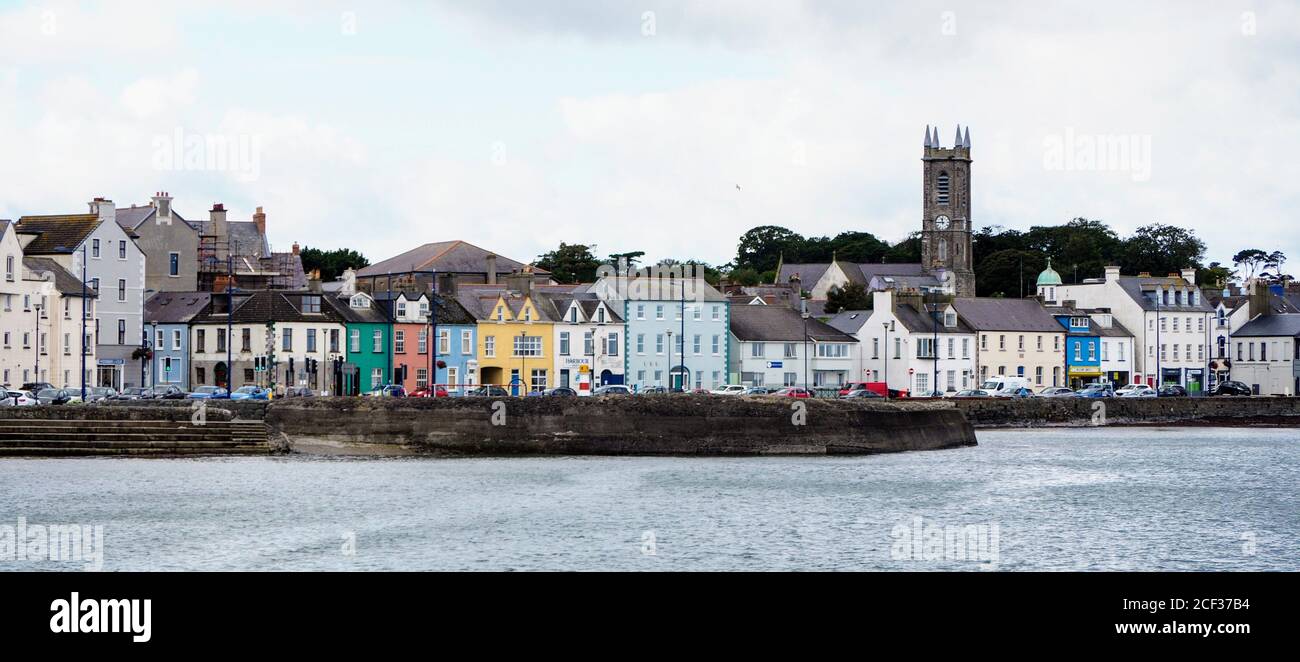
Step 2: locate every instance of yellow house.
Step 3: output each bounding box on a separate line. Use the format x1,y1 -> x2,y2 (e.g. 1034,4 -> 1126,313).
469,290 -> 555,394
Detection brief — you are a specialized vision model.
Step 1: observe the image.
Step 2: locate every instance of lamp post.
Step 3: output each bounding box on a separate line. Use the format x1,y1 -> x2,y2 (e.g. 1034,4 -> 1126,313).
883,320 -> 895,400
80,244 -> 87,401
151,320 -> 159,388
679,282 -> 687,392
33,302 -> 42,384
931,288 -> 939,396
518,330 -> 527,396
801,302 -> 810,393
666,329 -> 674,391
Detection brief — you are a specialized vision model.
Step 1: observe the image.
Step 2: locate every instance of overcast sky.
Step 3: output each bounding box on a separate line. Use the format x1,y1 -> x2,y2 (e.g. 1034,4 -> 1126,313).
1,0 -> 1296,275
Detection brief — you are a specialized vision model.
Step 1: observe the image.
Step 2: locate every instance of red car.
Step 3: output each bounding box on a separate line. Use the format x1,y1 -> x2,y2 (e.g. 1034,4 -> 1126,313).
411,385 -> 450,398
838,381 -> 872,397
775,387 -> 812,398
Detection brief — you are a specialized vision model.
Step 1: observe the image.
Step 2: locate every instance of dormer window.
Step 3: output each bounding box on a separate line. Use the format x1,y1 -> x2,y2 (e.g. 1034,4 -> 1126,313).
523,308 -> 531,322
936,172 -> 951,205
944,312 -> 956,328
397,301 -> 407,318
350,295 -> 369,309
496,306 -> 504,322
597,307 -> 606,323
301,296 -> 321,314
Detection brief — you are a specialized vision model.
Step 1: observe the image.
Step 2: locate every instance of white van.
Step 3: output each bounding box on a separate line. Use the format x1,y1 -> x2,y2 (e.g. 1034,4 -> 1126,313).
980,376 -> 1032,398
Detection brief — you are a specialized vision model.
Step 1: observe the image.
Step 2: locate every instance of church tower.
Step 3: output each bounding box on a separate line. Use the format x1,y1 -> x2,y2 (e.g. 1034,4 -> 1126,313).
921,125 -> 976,297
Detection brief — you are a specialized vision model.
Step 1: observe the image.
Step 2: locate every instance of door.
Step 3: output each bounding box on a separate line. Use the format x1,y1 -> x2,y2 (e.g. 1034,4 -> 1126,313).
214,362 -> 228,390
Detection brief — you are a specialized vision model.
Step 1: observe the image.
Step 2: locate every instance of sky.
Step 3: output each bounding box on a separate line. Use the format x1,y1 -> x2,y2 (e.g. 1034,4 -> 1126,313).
1,0 -> 1297,275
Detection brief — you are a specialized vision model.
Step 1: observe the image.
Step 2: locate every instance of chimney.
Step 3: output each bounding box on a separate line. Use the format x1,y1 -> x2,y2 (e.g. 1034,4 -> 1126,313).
485,253 -> 498,285
789,272 -> 802,291
873,289 -> 894,314
1137,271 -> 1151,278
89,198 -> 115,223
505,269 -> 533,297
1181,268 -> 1197,286
340,267 -> 357,295
253,206 -> 266,236
1104,265 -> 1121,284
1248,279 -> 1271,320
291,242 -> 300,256
152,192 -> 173,223
308,269 -> 322,293
210,203 -> 228,257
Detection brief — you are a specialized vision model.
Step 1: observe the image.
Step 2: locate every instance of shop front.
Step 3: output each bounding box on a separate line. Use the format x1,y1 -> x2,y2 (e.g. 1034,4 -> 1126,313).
1067,366 -> 1103,390
1160,367 -> 1184,388
1102,371 -> 1129,387
1185,368 -> 1205,395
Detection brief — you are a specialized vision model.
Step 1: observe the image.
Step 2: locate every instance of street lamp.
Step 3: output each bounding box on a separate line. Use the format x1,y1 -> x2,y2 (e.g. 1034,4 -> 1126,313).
33,301 -> 42,384
151,320 -> 159,388
518,330 -> 528,396
666,329 -> 674,391
801,303 -> 810,393
883,320 -> 895,400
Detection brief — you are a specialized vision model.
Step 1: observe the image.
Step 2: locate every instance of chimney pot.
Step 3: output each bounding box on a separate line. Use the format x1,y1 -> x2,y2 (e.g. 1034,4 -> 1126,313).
291,242 -> 300,256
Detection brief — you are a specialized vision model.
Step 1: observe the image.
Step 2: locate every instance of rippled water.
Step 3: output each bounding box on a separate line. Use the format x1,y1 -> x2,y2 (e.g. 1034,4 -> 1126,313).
1,427 -> 1296,571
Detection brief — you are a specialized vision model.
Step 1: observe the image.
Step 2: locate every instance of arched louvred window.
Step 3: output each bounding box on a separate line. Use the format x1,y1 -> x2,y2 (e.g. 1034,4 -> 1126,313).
938,238 -> 948,262
936,172 -> 951,204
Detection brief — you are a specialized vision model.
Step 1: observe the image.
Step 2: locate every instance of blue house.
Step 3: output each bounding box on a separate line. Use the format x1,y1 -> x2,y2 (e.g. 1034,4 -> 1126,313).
144,292 -> 211,391
433,294 -> 478,393
1047,305 -> 1101,389
589,276 -> 730,391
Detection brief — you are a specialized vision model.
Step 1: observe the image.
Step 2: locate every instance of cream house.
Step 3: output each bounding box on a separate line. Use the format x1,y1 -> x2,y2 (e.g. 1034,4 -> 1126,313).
952,298 -> 1066,389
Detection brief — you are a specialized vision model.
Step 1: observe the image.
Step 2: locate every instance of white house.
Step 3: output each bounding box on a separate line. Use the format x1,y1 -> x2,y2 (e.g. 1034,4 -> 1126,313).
544,294 -> 624,394
829,289 -> 978,395
1206,283 -> 1300,390
1230,314 -> 1300,396
730,303 -> 858,389
1050,266 -> 1214,393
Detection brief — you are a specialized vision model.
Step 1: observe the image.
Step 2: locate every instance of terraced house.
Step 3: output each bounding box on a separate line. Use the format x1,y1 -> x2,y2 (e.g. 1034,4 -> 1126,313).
831,289 -> 977,395
189,290 -> 347,393
731,303 -> 858,390
144,292 -> 210,390
16,198 -> 145,390
589,275 -> 730,392
952,297 -> 1067,389
460,276 -> 561,395
330,289 -> 391,395
547,293 -> 624,393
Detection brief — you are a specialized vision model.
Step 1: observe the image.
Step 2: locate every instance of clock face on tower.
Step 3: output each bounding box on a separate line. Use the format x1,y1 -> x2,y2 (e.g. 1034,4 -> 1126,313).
934,215 -> 951,230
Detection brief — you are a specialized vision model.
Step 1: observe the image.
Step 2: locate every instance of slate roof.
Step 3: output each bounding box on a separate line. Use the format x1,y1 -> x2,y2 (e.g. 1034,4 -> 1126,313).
1233,314 -> 1300,338
263,252 -> 308,289
192,291 -> 347,324
328,293 -> 391,324
15,215 -> 103,254
1091,320 -> 1135,338
826,310 -> 871,334
1116,276 -> 1213,312
952,298 -> 1064,333
729,304 -> 857,343
145,292 -> 211,324
0,220 -> 10,236
894,303 -> 975,335
116,205 -> 195,232
778,262 -> 928,290
22,257 -> 97,297
188,220 -> 270,256
358,240 -> 547,278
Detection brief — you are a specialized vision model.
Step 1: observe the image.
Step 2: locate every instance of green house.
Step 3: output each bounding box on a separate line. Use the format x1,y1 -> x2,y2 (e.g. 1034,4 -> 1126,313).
329,291 -> 392,395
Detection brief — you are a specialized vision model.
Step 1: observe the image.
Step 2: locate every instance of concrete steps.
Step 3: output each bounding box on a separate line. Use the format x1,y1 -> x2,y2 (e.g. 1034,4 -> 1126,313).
0,419 -> 271,457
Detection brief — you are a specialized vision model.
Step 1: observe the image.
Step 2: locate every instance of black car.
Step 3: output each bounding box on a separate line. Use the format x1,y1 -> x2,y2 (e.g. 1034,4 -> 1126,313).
1157,385 -> 1188,397
541,387 -> 577,397
1211,381 -> 1253,397
21,382 -> 54,393
843,389 -> 883,399
467,385 -> 510,397
113,387 -> 151,400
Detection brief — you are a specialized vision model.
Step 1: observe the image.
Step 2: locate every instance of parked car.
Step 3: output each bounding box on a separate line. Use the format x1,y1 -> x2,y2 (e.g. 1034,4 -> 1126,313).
843,388 -> 882,399
981,376 -> 1033,397
187,386 -> 229,400
914,390 -> 947,398
1211,381 -> 1253,397
640,385 -> 669,394
467,385 -> 511,397
113,387 -> 152,401
743,386 -> 777,395
411,385 -> 450,398
1158,385 -> 1189,397
21,382 -> 54,394
593,385 -> 632,396
774,387 -> 812,398
837,381 -> 874,398
0,390 -> 37,406
35,388 -> 81,405
1076,383 -> 1114,398
952,389 -> 990,398
147,385 -> 187,400
1117,384 -> 1157,398
230,386 -> 270,401
284,386 -> 317,398
369,385 -> 406,398
85,387 -> 118,403
709,384 -> 747,396
1038,387 -> 1077,398
539,387 -> 577,397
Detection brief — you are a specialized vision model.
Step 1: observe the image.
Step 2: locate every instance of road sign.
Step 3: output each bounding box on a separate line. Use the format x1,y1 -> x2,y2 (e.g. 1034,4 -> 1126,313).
766,361 -> 783,369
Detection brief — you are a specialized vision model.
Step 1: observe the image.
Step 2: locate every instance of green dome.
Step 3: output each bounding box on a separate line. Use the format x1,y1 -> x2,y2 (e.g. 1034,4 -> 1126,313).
1037,258 -> 1063,287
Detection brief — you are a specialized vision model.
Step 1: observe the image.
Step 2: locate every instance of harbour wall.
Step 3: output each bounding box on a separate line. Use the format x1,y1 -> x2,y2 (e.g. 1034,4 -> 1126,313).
948,396 -> 1300,428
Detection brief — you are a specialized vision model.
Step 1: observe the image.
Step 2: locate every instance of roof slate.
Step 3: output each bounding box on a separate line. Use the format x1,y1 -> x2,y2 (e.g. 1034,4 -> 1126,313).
1233,314 -> 1300,337
729,304 -> 857,343
15,215 -> 103,254
952,298 -> 1064,333
22,257 -> 97,297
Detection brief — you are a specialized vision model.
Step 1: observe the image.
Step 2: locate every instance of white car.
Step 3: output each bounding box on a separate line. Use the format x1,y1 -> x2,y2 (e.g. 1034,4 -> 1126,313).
1116,384 -> 1157,398
1,390 -> 37,406
709,384 -> 748,396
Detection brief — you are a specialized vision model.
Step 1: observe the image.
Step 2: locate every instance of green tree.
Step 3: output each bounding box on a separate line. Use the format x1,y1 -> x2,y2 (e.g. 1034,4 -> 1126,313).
1023,218 -> 1123,283
1120,224 -> 1206,277
607,251 -> 646,270
1198,262 -> 1233,289
299,247 -> 370,282
883,233 -> 922,264
824,282 -> 872,314
735,226 -> 805,273
656,258 -> 722,286
535,243 -> 602,284
1231,249 -> 1286,282
727,267 -> 762,286
976,249 -> 1045,298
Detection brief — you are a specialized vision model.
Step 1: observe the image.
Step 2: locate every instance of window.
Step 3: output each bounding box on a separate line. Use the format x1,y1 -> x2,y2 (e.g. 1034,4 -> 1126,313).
172,329 -> 182,350
817,343 -> 849,358
117,279 -> 126,302
636,334 -> 645,354
606,334 -> 618,356
196,330 -> 206,353
981,335 -> 988,351
372,368 -> 383,387
119,240 -> 127,259
656,305 -> 664,320
156,329 -> 164,349
169,252 -> 180,276
559,332 -> 571,356
302,296 -> 321,314
307,329 -> 318,353
936,172 -> 951,204
656,334 -> 665,354
513,335 -> 542,357
947,338 -> 955,359
118,319 -> 126,345
712,306 -> 721,321
92,239 -> 100,258
418,329 -> 428,354
751,343 -> 765,358
999,335 -> 1006,350
693,334 -> 702,355
636,304 -> 645,320
373,330 -> 383,353
416,368 -> 428,390
241,328 -> 251,352
784,372 -> 798,386
484,336 -> 496,357
916,373 -> 929,394
217,328 -> 226,353
530,369 -> 547,392
397,302 -> 407,319
3,255 -> 12,281
712,335 -> 720,355
350,329 -> 360,353
692,306 -> 700,321
282,328 -> 293,351
330,329 -> 339,353
461,330 -> 472,355
394,330 -> 405,353
962,338 -> 970,358
584,332 -> 594,355
447,367 -> 458,390
894,337 -> 901,359
917,338 -> 936,359
1074,344 -> 1081,361
785,343 -> 798,358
